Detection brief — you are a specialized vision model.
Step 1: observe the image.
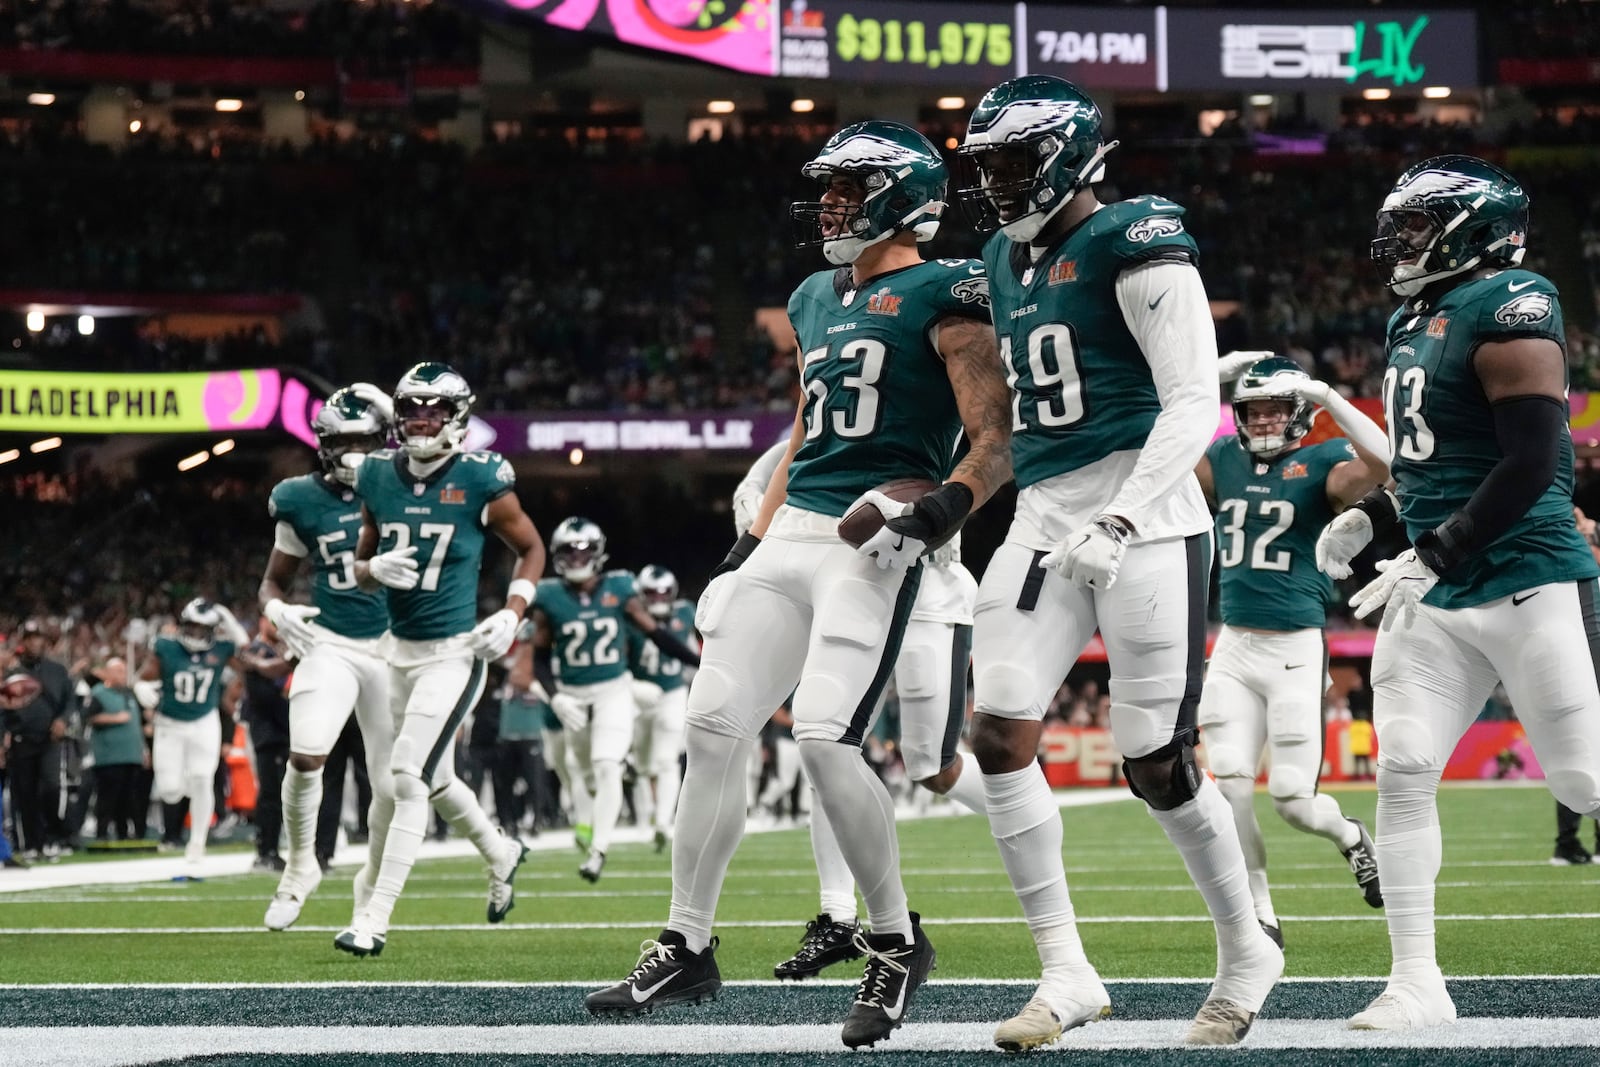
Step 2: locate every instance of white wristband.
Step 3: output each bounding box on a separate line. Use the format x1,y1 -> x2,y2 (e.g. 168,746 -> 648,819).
507,578 -> 537,609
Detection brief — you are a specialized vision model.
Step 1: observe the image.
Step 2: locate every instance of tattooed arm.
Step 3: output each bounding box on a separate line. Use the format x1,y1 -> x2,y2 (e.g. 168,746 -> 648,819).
935,316 -> 1014,507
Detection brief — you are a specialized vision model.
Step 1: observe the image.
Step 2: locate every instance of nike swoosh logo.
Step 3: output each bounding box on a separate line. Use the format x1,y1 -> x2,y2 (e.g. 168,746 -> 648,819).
1512,591 -> 1540,606
1507,280 -> 1537,292
884,978 -> 908,1021
1148,290 -> 1169,311
631,970 -> 678,1003
892,535 -> 905,552
1284,664 -> 1306,671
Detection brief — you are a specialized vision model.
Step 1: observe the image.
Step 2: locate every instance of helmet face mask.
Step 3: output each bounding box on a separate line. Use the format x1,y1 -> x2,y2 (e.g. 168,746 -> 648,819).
314,387 -> 389,485
789,120 -> 948,266
177,598 -> 221,653
637,565 -> 678,619
1371,154 -> 1529,297
550,517 -> 608,584
958,76 -> 1114,242
392,363 -> 474,460
1231,357 -> 1316,459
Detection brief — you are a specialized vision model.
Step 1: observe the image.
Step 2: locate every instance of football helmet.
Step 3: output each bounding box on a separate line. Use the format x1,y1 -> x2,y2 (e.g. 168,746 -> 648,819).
1372,154 -> 1529,297
313,386 -> 389,485
178,598 -> 223,653
551,517 -> 608,584
958,75 -> 1118,242
393,362 -> 474,460
1231,357 -> 1315,458
790,120 -> 948,266
637,565 -> 678,619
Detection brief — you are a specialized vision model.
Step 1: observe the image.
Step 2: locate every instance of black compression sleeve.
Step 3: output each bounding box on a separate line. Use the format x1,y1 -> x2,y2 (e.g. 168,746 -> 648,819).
1413,394 -> 1566,575
533,644 -> 558,697
647,627 -> 701,668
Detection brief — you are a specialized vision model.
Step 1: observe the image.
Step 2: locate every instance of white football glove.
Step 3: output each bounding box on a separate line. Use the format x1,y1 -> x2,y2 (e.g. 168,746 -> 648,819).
212,602 -> 251,647
469,609 -> 519,661
632,679 -> 665,709
346,381 -> 395,424
368,544 -> 420,590
1350,549 -> 1438,623
263,598 -> 321,660
550,692 -> 588,732
1042,516 -> 1132,590
132,679 -> 162,710
1287,377 -> 1331,406
1217,350 -> 1277,383
848,489 -> 925,571
1316,509 -> 1374,580
732,486 -> 764,539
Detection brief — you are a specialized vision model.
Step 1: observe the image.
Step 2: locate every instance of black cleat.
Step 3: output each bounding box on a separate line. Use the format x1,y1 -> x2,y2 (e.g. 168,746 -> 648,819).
586,930 -> 722,1016
774,913 -> 864,980
840,912 -> 936,1049
1342,818 -> 1384,908
579,848 -> 606,883
1552,840 -> 1594,865
1259,921 -> 1284,949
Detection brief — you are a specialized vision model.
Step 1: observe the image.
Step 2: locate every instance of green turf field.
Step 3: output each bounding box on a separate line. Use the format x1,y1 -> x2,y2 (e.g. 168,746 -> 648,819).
2,782 -> 1597,1065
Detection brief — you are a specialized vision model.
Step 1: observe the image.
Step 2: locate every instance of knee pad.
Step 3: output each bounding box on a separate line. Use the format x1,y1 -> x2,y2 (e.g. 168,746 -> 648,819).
685,665 -> 741,735
1374,715 -> 1442,775
1108,677 -> 1180,759
1124,734 -> 1202,812
974,662 -> 1037,718
389,736 -> 421,780
1547,767 -> 1600,819
1266,757 -> 1314,802
791,675 -> 852,744
1204,739 -> 1253,782
155,782 -> 186,805
899,741 -> 940,784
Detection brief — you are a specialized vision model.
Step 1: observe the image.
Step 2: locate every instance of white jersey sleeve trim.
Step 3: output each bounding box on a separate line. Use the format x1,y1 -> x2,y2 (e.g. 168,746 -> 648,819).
274,520 -> 309,558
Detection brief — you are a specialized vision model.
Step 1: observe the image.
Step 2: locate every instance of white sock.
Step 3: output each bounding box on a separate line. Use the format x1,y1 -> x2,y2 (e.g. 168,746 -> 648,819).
1216,774 -> 1276,926
431,777 -> 502,862
185,776 -> 214,866
938,754 -> 986,815
282,766 -> 323,875
365,770 -> 428,929
1376,765 -> 1443,979
590,759 -> 625,854
360,781 -> 394,894
984,765 -> 1089,971
808,787 -> 857,923
1147,776 -> 1259,946
799,739 -> 911,944
667,727 -> 754,953
566,746 -> 594,827
654,759 -> 683,834
1274,793 -> 1361,850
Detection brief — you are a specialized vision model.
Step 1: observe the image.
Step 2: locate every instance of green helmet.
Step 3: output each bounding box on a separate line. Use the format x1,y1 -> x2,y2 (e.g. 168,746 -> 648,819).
313,385 -> 389,485
393,361 -> 475,460
957,76 -> 1116,242
1372,154 -> 1529,298
1231,356 -> 1315,458
789,120 -> 948,266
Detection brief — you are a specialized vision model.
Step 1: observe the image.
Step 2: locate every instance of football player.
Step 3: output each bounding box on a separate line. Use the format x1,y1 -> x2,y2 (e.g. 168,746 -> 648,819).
956,75 -> 1282,1048
1317,155 -> 1600,1030
137,598 -> 249,880
257,384 -> 398,931
336,361 -> 546,957
626,564 -> 699,853
734,436 -> 986,979
1195,355 -> 1392,944
587,119 -> 1013,1051
527,519 -> 699,882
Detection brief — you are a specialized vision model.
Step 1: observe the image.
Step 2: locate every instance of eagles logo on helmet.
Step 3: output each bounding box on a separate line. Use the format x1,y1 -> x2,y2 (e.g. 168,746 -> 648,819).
637,565 -> 679,619
394,362 -> 476,461
551,517 -> 608,584
313,386 -> 390,486
1372,154 -> 1530,298
1231,357 -> 1316,459
790,120 -> 949,266
178,598 -> 223,653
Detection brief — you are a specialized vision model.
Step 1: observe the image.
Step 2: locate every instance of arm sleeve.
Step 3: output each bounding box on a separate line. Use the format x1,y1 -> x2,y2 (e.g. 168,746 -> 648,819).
737,439 -> 789,503
1317,388 -> 1391,464
533,644 -> 558,698
647,626 -> 702,668
1105,260 -> 1220,528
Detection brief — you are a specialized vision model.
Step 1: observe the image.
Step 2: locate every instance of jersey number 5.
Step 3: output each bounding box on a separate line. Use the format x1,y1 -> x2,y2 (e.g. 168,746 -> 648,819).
1002,323 -> 1085,431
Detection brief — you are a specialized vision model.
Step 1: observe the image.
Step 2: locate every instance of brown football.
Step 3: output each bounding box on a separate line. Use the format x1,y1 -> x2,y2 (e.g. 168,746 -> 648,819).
837,478 -> 940,549
0,670 -> 42,711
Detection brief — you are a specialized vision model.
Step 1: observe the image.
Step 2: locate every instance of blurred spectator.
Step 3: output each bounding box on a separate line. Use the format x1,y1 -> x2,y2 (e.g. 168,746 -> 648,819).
3,619 -> 73,859
85,656 -> 145,841
232,618 -> 292,872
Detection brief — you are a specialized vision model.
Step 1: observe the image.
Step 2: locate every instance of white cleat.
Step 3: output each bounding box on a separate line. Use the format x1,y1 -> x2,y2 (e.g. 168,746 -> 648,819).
1349,974 -> 1457,1030
1186,929 -> 1284,1045
334,914 -> 387,958
994,988 -> 1112,1052
1185,997 -> 1259,1045
265,865 -> 323,931
487,836 -> 531,923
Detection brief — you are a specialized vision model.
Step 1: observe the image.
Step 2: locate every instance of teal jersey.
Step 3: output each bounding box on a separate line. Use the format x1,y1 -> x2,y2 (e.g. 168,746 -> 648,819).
87,683 -> 144,766
537,571 -> 640,687
1383,269 -> 1598,608
785,258 -> 989,516
499,693 -> 549,740
153,635 -> 235,722
268,474 -> 388,640
1208,437 -> 1352,630
627,600 -> 697,692
984,196 -> 1198,489
354,449 -> 516,641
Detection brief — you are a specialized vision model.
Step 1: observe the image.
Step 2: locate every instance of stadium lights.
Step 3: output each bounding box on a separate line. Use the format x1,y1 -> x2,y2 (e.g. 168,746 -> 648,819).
569,447 -> 584,466
128,120 -> 142,133
30,437 -> 61,454
212,439 -> 236,455
945,136 -> 959,150
27,93 -> 54,106
0,449 -> 18,465
936,97 -> 966,111
1362,88 -> 1392,101
1248,94 -> 1274,107
77,314 -> 94,336
1423,86 -> 1451,99
790,98 -> 815,113
25,311 -> 43,332
215,98 -> 244,112
177,450 -> 210,472
707,100 -> 735,114
294,90 -> 306,102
